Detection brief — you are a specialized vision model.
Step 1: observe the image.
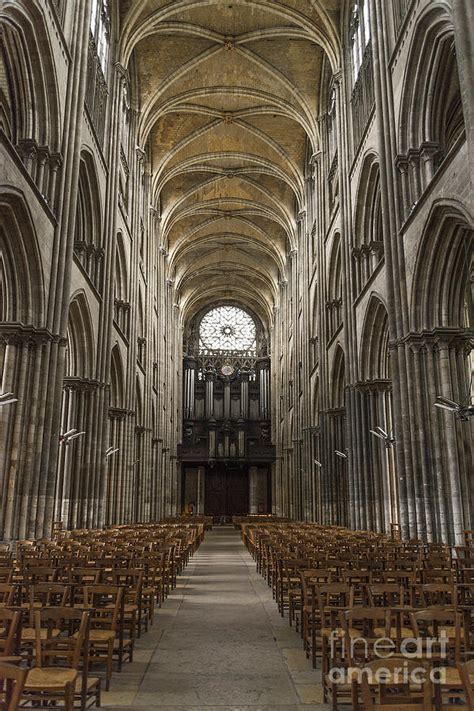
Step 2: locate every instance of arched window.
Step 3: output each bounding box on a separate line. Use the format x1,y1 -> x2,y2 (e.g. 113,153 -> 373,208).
199,306 -> 257,355
350,2 -> 371,81
349,1 -> 374,151
86,0 -> 110,144
90,0 -> 110,74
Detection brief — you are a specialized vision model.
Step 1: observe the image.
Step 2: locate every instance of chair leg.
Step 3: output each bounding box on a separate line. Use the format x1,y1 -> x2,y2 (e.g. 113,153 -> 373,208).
65,681 -> 75,711
107,640 -> 113,690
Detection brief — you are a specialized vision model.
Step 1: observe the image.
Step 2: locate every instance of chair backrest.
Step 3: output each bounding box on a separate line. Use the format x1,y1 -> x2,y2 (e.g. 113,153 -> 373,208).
28,583 -> 70,612
410,608 -> 462,663
84,585 -> 123,631
317,583 -> 354,617
367,584 -> 404,608
0,609 -> 22,657
459,659 -> 474,710
34,607 -> 89,671
420,583 -> 456,608
360,658 -> 432,710
0,662 -> 29,711
0,584 -> 15,607
22,567 -> 58,584
0,569 -> 13,585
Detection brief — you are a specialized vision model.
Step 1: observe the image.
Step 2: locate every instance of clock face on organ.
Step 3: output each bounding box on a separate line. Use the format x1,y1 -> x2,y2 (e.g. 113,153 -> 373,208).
221,365 -> 235,377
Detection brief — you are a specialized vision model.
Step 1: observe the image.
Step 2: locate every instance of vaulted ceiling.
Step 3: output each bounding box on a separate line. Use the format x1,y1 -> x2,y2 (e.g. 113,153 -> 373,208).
119,1 -> 342,328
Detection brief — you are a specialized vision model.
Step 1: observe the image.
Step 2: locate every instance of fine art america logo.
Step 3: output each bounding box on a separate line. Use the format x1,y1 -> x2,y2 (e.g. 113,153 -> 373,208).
327,629 -> 448,684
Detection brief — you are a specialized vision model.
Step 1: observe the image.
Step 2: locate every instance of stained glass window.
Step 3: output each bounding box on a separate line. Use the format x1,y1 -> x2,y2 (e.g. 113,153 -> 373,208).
90,0 -> 110,74
199,306 -> 256,354
351,2 -> 371,81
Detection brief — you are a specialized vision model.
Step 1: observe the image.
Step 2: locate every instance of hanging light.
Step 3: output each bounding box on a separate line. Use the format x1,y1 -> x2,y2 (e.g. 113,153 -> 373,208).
0,392 -> 18,406
335,449 -> 348,459
314,459 -> 323,468
370,426 -> 396,448
434,395 -> 474,421
59,429 -> 85,445
105,447 -> 119,458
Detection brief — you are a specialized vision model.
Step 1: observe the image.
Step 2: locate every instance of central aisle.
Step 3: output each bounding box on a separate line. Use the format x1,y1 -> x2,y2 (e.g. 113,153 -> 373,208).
104,527 -> 329,710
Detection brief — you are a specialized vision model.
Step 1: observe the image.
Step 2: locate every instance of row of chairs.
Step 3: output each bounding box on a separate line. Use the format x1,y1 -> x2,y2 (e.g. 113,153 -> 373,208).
0,520 -> 204,710
243,522 -> 474,710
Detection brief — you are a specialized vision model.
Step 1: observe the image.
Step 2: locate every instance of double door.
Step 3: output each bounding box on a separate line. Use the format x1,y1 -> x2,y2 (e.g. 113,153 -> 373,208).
205,465 -> 249,517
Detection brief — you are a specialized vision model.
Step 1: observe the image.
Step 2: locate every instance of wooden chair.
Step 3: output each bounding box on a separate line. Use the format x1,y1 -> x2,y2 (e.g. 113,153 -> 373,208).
21,584 -> 71,649
0,662 -> 28,711
420,583 -> 457,609
83,585 -> 124,690
22,608 -> 90,711
359,658 -> 433,710
410,609 -> 464,664
108,568 -> 144,640
459,659 -> 474,710
278,558 -> 308,618
0,587 -> 15,609
0,611 -> 22,659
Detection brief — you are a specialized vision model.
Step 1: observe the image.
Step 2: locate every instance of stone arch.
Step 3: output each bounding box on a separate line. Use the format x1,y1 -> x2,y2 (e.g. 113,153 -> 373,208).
74,150 -> 104,291
398,4 -> 465,209
353,153 -> 383,296
0,1 -> 61,151
411,201 -> 473,332
327,232 -> 343,338
312,375 -> 320,426
331,345 -> 345,409
65,292 -> 96,380
409,201 -> 473,544
136,376 -> 143,427
360,294 -> 390,381
110,345 -> 125,409
0,190 -> 44,325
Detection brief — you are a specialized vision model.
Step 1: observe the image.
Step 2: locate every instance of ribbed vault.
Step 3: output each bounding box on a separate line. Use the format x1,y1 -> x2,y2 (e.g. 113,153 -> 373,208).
119,0 -> 341,328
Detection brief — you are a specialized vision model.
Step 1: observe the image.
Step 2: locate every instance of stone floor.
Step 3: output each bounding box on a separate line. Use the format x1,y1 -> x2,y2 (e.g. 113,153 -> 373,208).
102,526 -> 330,710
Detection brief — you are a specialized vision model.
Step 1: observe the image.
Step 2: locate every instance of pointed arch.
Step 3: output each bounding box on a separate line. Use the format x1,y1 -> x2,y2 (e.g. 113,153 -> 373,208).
331,345 -> 345,409
353,152 -> 383,296
114,231 -> 129,302
0,189 -> 44,325
65,292 -> 96,380
135,376 -> 143,427
74,150 -> 104,291
110,344 -> 125,409
398,5 -> 465,162
327,232 -> 343,339
0,1 -> 61,151
411,201 -> 473,332
360,294 -> 390,381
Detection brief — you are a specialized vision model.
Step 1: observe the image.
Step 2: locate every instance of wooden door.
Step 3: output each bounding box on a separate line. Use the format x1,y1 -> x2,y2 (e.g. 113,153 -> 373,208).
205,466 -> 249,516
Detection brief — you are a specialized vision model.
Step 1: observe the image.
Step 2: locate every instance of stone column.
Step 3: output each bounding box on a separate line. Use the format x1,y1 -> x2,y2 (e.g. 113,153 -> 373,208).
197,465 -> 206,514
249,466 -> 259,514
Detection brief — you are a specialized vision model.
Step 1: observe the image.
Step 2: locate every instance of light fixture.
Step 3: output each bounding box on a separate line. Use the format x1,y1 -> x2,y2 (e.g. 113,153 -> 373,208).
106,447 -> 119,458
69,431 -> 85,440
314,459 -> 323,468
335,449 -> 348,459
370,426 -> 396,448
59,429 -> 85,445
0,392 -> 18,406
434,395 -> 474,421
